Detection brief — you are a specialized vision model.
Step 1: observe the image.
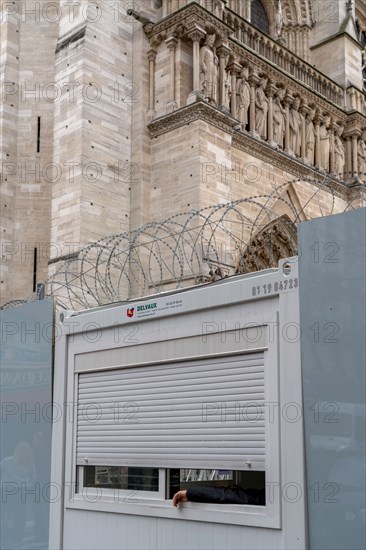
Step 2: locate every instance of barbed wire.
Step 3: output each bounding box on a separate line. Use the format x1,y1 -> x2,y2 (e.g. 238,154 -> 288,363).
2,177 -> 360,311
44,177 -> 356,310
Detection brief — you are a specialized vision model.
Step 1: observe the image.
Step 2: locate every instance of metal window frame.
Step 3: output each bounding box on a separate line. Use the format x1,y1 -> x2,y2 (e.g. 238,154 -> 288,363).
77,466 -> 166,500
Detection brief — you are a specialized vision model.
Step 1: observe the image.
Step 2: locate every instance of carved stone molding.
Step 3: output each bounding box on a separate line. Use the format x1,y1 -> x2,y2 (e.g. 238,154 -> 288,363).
146,2 -> 232,43
148,100 -> 239,138
232,130 -> 350,200
230,42 -> 348,122
347,181 -> 366,206
186,26 -> 206,43
236,215 -> 298,274
344,111 -> 366,136
148,100 -> 352,200
55,23 -> 86,54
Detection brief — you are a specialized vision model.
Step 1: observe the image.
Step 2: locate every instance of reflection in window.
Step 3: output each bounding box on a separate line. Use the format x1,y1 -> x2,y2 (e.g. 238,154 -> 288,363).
84,466 -> 159,491
168,468 -> 265,501
251,0 -> 270,35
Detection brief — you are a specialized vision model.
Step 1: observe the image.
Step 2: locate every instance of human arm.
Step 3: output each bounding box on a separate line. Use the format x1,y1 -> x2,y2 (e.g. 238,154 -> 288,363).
173,486 -> 265,506
172,490 -> 188,507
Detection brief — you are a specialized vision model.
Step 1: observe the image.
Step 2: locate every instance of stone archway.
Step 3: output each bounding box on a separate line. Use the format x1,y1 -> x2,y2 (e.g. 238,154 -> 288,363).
235,215 -> 298,273
249,0 -> 312,58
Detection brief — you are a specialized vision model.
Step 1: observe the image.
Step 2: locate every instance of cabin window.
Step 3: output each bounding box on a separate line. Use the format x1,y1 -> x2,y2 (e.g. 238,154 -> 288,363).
84,466 -> 159,491
168,469 -> 266,504
80,466 -> 266,505
75,352 -> 268,506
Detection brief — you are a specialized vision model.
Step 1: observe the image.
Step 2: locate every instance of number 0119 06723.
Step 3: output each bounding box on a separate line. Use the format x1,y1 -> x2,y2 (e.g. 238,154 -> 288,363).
252,278 -> 298,297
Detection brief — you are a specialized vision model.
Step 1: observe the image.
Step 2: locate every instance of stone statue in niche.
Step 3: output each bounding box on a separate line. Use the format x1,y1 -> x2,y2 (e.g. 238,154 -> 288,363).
358,131 -> 366,181
320,117 -> 331,171
237,67 -> 250,130
255,77 -> 268,139
213,0 -> 225,18
289,97 -> 301,156
275,0 -> 283,40
273,87 -> 286,148
305,110 -> 315,164
334,126 -> 345,178
200,34 -> 219,104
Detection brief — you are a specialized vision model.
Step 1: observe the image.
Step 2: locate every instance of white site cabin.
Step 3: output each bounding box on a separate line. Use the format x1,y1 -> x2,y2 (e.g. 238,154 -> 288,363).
50,258 -> 306,550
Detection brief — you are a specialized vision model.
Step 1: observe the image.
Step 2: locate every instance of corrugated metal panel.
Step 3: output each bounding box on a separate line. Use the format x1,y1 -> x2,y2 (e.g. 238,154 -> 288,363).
76,353 -> 265,470
63,510 -> 284,550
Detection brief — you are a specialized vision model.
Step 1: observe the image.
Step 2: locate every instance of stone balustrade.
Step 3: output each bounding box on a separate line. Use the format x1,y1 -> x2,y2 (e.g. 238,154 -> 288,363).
223,8 -> 345,110
346,85 -> 366,116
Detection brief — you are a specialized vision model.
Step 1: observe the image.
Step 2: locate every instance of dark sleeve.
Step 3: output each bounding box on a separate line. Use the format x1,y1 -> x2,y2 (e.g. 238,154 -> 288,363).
186,486 -> 265,506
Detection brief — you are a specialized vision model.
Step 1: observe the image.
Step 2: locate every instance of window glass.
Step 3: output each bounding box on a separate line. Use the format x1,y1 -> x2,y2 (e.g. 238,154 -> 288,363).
251,0 -> 270,35
168,469 -> 265,502
84,466 -> 159,491
312,413 -> 352,437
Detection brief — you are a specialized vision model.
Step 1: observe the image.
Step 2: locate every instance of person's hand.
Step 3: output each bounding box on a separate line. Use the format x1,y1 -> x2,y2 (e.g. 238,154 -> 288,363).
172,490 -> 188,507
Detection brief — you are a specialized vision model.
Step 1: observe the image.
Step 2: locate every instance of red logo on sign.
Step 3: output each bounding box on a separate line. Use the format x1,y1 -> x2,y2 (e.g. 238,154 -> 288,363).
127,308 -> 134,318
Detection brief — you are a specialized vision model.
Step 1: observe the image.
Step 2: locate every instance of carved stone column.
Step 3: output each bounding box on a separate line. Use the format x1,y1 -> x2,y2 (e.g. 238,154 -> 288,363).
228,60 -> 241,119
248,73 -> 259,137
254,36 -> 260,54
313,113 -> 324,169
244,0 -> 251,20
166,36 -> 178,112
299,29 -> 304,58
147,48 -> 157,116
299,104 -> 309,162
267,83 -> 277,147
349,89 -> 355,110
217,43 -> 231,108
329,122 -> 335,174
359,131 -> 366,181
187,27 -> 206,104
352,131 -> 361,178
345,135 -> 352,179
295,27 -> 300,56
283,94 -> 293,154
304,28 -> 309,62
289,29 -> 294,51
163,1 -> 169,18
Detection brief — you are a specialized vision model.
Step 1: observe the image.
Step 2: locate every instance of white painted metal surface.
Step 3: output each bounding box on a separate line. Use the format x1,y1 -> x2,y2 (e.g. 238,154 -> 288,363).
76,353 -> 266,469
50,259 -> 306,549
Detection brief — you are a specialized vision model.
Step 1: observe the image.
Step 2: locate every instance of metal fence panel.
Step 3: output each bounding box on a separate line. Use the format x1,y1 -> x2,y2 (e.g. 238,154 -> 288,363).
299,209 -> 366,550
0,300 -> 53,550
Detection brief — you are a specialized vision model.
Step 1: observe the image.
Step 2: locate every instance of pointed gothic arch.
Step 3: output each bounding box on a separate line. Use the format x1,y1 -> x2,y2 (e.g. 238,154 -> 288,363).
235,215 -> 298,274
247,0 -> 312,57
253,0 -> 312,27
283,0 -> 312,26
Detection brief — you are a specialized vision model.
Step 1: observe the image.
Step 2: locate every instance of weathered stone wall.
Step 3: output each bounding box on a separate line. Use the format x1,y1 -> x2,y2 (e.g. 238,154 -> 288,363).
1,0 -> 59,305
51,1 -> 134,262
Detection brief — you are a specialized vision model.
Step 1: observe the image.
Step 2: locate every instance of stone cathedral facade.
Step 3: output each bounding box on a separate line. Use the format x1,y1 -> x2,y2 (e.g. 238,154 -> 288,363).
1,0 -> 366,306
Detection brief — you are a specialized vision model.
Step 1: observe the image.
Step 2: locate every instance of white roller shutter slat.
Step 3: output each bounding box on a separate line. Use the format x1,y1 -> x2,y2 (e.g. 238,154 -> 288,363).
76,353 -> 266,470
